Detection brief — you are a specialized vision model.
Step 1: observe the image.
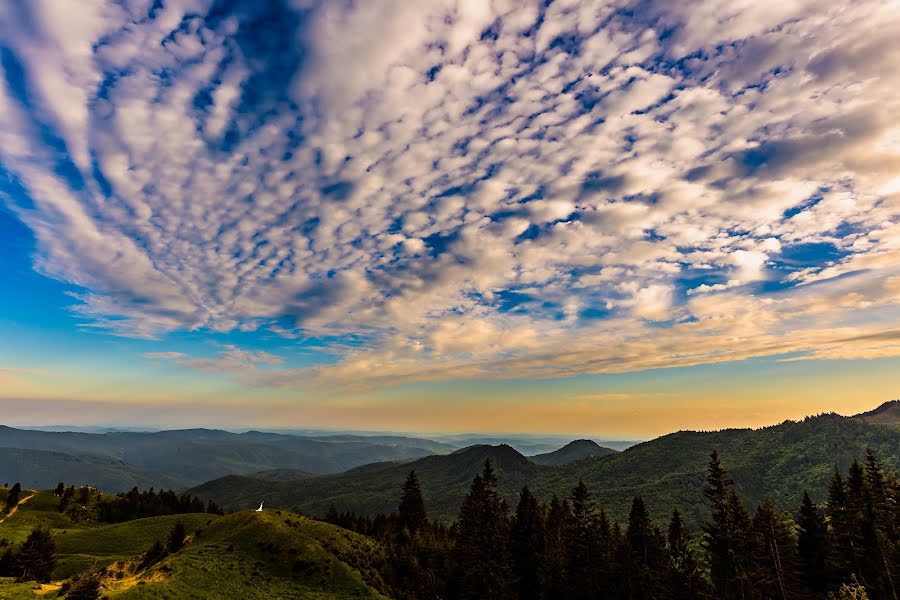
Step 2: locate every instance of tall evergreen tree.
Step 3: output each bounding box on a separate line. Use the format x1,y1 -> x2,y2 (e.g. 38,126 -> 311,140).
702,449 -> 738,598
510,486 -> 545,600
797,491 -> 828,596
752,497 -> 800,600
543,495 -> 570,598
451,459 -> 511,600
14,526 -> 56,582
624,495 -> 666,599
667,508 -> 707,599
398,470 -> 428,536
566,480 -> 598,600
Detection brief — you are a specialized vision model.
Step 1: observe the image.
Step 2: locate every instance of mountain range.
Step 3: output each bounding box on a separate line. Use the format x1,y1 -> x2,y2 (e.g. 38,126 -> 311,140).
188,402 -> 900,526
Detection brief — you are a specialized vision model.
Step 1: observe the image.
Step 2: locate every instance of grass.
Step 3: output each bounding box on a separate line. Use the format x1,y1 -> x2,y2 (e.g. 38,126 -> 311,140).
1,490 -> 391,599
105,511 -> 390,599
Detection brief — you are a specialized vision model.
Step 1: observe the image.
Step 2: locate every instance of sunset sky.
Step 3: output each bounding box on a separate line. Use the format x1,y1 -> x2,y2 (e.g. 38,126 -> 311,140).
1,0 -> 899,437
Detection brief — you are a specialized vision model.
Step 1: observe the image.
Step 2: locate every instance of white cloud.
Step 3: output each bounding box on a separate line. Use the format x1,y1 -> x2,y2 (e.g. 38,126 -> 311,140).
0,0 -> 898,388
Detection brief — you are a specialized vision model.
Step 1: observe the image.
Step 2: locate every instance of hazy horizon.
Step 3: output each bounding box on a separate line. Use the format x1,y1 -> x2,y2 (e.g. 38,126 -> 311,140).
2,0 -> 899,436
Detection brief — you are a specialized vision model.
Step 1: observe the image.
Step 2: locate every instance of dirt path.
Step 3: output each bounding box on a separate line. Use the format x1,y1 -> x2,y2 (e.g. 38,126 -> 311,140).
0,491 -> 36,524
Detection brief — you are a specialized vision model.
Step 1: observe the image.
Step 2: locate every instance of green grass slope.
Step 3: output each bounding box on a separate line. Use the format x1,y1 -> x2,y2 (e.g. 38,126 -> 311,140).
1,490 -> 390,599
104,511 -> 390,599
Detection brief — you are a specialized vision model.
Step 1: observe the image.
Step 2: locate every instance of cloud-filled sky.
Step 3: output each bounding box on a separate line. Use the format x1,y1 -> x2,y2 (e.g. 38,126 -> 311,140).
1,0 -> 898,435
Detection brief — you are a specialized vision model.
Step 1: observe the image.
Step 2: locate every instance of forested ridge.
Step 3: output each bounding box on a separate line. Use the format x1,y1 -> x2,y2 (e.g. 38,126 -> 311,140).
324,449 -> 900,599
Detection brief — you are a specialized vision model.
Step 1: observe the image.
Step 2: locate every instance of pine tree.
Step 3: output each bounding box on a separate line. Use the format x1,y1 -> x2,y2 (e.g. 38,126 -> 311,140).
53,482 -> 65,497
667,508 -> 707,599
510,486 -> 545,600
543,495 -> 569,598
566,480 -> 598,600
797,491 -> 828,596
14,525 -> 56,582
752,497 -> 800,600
625,495 -> 666,599
451,459 -> 511,600
398,470 -> 428,536
702,449 -> 738,598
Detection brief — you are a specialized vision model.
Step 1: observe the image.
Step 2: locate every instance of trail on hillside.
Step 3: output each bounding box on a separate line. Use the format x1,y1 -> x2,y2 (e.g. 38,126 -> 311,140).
0,492 -> 36,524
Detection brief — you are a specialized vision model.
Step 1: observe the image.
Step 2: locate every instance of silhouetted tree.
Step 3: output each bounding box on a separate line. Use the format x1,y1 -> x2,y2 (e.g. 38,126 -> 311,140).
624,495 -> 666,599
4,483 -> 21,513
798,491 -> 828,596
451,459 -> 511,600
398,470 -> 428,536
510,486 -> 545,600
752,497 -> 800,599
565,480 -> 598,600
667,508 -> 707,599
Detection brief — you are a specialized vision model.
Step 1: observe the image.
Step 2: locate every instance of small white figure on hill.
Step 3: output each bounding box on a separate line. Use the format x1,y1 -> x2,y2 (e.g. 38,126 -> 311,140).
255,501 -> 264,512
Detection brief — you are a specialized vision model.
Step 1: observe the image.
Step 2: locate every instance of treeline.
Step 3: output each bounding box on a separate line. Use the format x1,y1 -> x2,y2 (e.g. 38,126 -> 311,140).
324,449 -> 899,600
96,486 -> 223,522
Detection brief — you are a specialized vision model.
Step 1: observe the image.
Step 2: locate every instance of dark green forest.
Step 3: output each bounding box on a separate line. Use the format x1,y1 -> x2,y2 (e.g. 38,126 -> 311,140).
324,449 -> 899,600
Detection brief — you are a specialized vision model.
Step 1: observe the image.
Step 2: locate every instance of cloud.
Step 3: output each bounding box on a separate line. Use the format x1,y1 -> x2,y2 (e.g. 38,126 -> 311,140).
0,0 -> 898,388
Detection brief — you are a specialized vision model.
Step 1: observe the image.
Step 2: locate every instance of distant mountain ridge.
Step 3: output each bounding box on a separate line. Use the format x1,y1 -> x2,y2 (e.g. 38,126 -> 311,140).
189,407 -> 900,526
530,439 -> 617,465
0,425 -> 443,490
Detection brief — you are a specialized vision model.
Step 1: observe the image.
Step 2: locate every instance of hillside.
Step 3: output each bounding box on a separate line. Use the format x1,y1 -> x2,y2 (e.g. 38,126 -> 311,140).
190,412 -> 900,525
190,444 -> 547,519
854,399 -> 900,430
530,439 -> 617,466
0,447 -> 187,491
0,488 -> 390,599
0,426 -> 441,490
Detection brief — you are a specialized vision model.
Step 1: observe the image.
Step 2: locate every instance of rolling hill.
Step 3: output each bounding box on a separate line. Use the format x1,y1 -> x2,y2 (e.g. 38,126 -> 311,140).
529,439 -> 617,465
0,487 -> 390,599
0,447 -> 187,491
189,410 -> 900,526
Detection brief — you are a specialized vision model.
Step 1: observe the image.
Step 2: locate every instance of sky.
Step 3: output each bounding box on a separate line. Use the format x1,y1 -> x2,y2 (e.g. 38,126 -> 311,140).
0,0 -> 899,438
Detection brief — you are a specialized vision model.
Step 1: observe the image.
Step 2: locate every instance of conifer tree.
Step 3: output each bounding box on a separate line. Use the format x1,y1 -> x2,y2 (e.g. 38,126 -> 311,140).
543,495 -> 569,598
451,459 -> 511,600
398,470 -> 428,536
14,525 -> 56,582
566,480 -> 598,600
510,486 -> 545,600
752,497 -> 800,600
625,495 -> 666,599
667,508 -> 706,599
797,491 -> 828,596
702,449 -> 738,597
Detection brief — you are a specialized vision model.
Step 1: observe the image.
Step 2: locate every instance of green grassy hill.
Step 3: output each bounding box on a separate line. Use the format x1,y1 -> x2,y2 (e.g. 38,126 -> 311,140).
0,488 -> 390,599
190,412 -> 900,526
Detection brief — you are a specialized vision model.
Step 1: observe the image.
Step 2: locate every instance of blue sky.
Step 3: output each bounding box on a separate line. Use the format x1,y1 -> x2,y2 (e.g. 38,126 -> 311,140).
0,0 -> 898,435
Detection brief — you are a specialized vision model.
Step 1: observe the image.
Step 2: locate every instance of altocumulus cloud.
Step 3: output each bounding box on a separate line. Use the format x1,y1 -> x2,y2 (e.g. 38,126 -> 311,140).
1,0 -> 899,388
